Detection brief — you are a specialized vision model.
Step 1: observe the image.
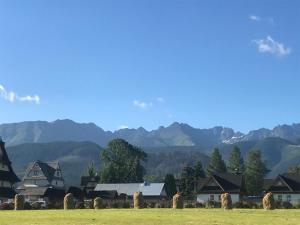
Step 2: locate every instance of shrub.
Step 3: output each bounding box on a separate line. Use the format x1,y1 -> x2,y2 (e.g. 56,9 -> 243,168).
30,202 -> 42,210
147,202 -> 156,208
194,202 -> 204,208
282,201 -> 293,209
75,202 -> 85,209
48,201 -> 63,209
121,201 -> 130,208
205,201 -> 221,208
184,202 -> 195,208
0,202 -> 14,210
24,202 -> 31,210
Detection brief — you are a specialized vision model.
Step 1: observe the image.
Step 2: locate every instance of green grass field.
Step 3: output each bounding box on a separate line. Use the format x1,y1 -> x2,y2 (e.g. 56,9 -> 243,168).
0,209 -> 299,225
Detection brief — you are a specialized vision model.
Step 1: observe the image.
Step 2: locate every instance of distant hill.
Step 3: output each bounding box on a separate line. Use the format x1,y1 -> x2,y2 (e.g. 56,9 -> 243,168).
6,141 -> 210,186
1,119 -> 300,147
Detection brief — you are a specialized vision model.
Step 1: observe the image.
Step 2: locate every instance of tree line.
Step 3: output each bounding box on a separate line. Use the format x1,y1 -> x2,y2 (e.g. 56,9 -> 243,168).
176,146 -> 268,198
85,139 -> 280,199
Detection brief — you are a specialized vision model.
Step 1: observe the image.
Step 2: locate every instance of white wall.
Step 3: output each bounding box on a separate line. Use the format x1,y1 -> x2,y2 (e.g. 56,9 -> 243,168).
197,194 -> 240,204
51,179 -> 64,188
273,194 -> 300,205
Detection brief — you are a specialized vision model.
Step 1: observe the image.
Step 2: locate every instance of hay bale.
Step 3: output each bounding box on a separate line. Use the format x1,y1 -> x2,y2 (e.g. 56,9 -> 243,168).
263,192 -> 275,210
133,192 -> 143,209
14,194 -> 25,210
64,193 -> 74,210
94,197 -> 103,209
172,193 -> 183,209
221,193 -> 232,210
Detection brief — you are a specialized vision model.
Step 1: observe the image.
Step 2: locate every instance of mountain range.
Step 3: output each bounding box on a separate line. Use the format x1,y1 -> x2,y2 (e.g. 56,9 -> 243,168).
1,119 -> 300,186
1,119 -> 300,147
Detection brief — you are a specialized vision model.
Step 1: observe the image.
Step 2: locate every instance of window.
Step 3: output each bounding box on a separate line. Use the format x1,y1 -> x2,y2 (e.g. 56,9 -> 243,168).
33,171 -> 39,176
287,195 -> 291,202
56,171 -> 60,176
278,195 -> 282,201
210,195 -> 214,201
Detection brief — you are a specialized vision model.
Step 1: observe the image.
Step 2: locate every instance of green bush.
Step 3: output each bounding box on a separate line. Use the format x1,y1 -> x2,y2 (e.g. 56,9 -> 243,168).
0,203 -> 14,210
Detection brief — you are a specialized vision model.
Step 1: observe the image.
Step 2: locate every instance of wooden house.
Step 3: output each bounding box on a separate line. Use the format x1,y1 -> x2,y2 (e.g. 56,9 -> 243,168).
0,137 -> 20,202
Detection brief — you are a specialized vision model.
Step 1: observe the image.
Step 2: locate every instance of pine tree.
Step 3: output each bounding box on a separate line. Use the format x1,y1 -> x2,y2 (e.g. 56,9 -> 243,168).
194,161 -> 206,179
245,150 -> 268,195
164,174 -> 177,198
179,165 -> 195,197
228,145 -> 245,174
206,148 -> 227,175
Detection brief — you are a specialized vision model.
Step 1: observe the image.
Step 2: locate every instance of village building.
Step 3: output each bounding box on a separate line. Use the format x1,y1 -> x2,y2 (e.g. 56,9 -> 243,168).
197,173 -> 245,204
94,182 -> 167,200
80,175 -> 100,196
17,160 -> 65,204
264,173 -> 300,205
0,137 -> 20,202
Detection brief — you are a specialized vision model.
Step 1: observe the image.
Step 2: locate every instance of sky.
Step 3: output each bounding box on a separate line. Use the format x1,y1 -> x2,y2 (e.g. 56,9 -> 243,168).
0,0 -> 299,133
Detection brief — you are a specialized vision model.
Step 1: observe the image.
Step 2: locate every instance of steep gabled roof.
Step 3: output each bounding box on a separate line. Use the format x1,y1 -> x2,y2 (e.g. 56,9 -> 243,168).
266,173 -> 300,193
0,140 -> 20,183
23,160 -> 60,183
81,176 -> 100,187
198,173 -> 244,194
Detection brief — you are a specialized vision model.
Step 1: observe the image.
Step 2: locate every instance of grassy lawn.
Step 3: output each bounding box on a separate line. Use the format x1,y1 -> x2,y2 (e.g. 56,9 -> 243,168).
0,209 -> 299,225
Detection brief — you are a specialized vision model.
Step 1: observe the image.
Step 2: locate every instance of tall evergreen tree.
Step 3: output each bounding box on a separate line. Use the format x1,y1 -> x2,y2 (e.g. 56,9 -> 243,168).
206,148 -> 227,175
179,165 -> 195,197
100,139 -> 147,183
228,145 -> 245,174
245,150 -> 268,195
194,161 -> 206,179
164,174 -> 177,198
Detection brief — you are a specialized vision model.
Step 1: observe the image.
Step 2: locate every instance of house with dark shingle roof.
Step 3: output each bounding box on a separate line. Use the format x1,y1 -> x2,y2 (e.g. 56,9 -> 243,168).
0,137 -> 20,202
264,173 -> 300,205
17,160 -> 65,203
197,173 -> 245,204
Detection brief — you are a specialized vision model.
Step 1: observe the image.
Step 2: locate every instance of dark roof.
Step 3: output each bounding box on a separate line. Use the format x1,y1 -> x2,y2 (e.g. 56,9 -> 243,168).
23,160 -> 61,183
67,186 -> 84,200
0,141 -> 20,183
263,179 -> 274,190
198,173 -> 244,194
0,187 -> 16,198
19,187 -> 65,198
80,176 -> 100,187
265,173 -> 300,193
86,190 -> 118,200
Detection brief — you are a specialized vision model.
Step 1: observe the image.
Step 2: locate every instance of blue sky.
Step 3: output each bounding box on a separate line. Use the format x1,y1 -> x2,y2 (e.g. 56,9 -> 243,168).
0,0 -> 299,133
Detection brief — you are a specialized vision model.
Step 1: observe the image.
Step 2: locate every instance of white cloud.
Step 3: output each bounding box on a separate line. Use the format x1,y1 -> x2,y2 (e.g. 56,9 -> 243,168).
118,125 -> 129,130
252,36 -> 291,57
249,15 -> 260,22
133,100 -> 153,110
0,84 -> 40,104
157,97 -> 165,103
